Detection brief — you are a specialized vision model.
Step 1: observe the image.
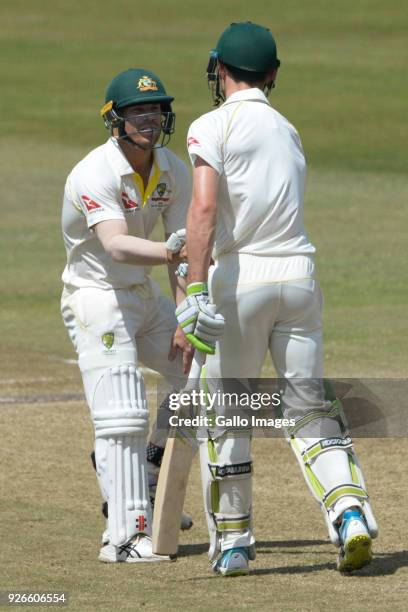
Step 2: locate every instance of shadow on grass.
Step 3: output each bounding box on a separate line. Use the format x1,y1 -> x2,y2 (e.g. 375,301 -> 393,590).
178,538 -> 329,558
255,539 -> 330,556
250,549 -> 408,577
357,550 -> 408,577
178,542 -> 209,557
250,561 -> 335,575
179,542 -> 408,578
256,539 -> 329,548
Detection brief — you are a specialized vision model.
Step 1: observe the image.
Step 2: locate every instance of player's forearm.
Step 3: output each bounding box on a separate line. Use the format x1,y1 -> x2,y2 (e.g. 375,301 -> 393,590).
107,234 -> 168,265
186,159 -> 218,284
167,264 -> 187,305
186,199 -> 215,283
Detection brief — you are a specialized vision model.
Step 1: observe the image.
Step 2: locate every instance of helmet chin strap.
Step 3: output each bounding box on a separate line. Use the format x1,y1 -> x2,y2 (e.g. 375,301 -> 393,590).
215,69 -> 225,106
207,53 -> 225,107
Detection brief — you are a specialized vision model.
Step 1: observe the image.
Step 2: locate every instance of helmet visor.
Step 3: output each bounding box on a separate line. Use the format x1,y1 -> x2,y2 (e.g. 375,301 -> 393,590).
115,108 -> 175,149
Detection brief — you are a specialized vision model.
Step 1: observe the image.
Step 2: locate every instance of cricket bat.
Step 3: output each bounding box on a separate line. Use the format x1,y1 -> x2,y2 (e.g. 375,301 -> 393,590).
152,351 -> 204,556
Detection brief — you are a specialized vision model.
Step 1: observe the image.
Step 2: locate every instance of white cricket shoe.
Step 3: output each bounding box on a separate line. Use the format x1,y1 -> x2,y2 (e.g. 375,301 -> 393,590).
99,534 -> 174,563
101,524 -> 109,546
337,509 -> 372,572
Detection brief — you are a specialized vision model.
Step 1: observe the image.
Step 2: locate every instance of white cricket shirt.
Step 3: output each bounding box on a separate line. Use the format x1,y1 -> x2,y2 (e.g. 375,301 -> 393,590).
187,88 -> 315,258
61,138 -> 191,289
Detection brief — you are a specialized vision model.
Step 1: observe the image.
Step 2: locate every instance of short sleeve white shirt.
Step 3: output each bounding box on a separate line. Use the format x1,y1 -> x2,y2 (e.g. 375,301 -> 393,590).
61,138 -> 191,289
187,88 -> 315,258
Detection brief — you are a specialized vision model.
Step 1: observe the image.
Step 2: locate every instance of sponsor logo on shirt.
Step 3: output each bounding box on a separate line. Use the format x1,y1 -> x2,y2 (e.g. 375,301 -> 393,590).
121,192 -> 139,212
81,195 -> 102,212
187,136 -> 200,147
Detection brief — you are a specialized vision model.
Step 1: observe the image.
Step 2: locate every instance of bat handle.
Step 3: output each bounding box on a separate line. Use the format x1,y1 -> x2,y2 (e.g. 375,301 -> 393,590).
183,303 -> 216,391
184,350 -> 205,391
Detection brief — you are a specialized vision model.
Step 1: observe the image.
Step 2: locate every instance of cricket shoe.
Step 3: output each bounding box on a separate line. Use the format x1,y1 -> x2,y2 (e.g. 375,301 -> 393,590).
212,547 -> 249,577
99,534 -> 174,563
337,509 -> 372,572
101,522 -> 109,546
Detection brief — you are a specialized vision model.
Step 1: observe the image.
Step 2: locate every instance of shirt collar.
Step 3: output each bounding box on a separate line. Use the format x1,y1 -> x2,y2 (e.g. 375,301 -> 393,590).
153,146 -> 170,172
222,87 -> 270,107
106,137 -> 170,176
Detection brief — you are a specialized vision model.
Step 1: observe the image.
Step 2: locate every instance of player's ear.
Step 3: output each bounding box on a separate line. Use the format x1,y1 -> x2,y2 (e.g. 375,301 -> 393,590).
268,68 -> 278,84
218,61 -> 227,80
264,68 -> 278,94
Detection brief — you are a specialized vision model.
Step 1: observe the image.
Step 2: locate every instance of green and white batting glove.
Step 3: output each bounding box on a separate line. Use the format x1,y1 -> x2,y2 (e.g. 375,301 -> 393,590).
175,282 -> 225,354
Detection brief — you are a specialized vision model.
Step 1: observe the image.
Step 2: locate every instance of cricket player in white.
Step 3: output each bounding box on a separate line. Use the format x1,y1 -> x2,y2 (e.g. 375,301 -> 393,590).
61,68 -> 194,563
176,22 -> 378,575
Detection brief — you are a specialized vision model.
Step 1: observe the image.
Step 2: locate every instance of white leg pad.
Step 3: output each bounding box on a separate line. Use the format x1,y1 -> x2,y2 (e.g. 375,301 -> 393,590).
199,434 -> 255,561
82,359 -> 151,546
290,434 -> 377,545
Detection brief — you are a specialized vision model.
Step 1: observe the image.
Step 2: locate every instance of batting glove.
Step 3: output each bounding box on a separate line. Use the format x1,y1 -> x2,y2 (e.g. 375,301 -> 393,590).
175,282 -> 225,354
175,262 -> 188,278
166,228 -> 186,253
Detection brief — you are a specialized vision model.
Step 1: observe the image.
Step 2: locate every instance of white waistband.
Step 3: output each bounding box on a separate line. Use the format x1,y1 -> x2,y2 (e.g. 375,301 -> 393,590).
214,253 -> 316,283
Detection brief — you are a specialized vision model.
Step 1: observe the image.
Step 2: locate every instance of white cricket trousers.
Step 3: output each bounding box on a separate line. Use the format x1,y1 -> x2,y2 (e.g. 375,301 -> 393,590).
200,253 -> 326,555
61,279 -> 185,391
208,253 -> 323,381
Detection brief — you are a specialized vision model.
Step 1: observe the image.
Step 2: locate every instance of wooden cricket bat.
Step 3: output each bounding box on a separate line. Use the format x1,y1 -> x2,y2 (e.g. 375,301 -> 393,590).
152,352 -> 204,556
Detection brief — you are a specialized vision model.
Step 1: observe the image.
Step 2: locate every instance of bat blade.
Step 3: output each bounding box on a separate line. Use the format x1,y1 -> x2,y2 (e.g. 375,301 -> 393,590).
152,351 -> 205,556
152,434 -> 196,555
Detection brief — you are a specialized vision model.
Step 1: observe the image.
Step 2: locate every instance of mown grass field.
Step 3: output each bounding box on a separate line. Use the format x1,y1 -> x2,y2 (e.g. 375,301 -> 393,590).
0,1 -> 407,610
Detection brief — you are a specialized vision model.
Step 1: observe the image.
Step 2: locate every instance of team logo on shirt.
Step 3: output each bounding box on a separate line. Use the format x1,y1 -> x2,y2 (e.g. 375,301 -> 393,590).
121,191 -> 139,212
156,182 -> 167,197
81,195 -> 102,212
187,136 -> 200,147
137,76 -> 158,92
102,332 -> 115,350
150,182 -> 170,208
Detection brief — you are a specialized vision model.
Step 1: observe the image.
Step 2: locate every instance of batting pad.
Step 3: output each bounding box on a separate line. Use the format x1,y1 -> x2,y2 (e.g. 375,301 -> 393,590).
199,434 -> 255,561
290,433 -> 378,545
83,360 -> 151,546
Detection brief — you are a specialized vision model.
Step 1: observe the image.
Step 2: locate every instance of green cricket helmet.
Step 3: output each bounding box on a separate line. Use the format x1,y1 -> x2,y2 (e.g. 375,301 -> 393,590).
207,22 -> 281,106
101,68 -> 175,146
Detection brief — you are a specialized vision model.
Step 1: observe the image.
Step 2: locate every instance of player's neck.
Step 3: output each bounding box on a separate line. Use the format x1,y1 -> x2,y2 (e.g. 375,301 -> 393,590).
121,143 -> 154,184
223,76 -> 262,100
